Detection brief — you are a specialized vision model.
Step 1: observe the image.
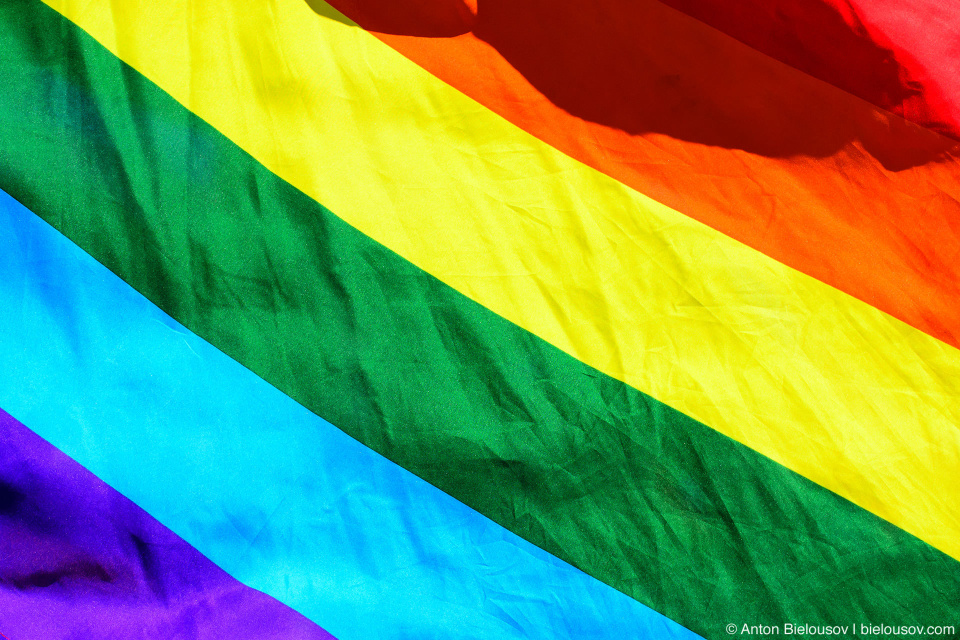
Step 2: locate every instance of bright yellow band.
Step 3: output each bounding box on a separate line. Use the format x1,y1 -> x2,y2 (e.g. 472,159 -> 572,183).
45,0 -> 960,560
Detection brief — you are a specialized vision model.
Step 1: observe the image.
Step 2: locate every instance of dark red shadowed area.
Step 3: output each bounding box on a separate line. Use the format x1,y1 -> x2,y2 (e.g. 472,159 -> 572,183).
658,0 -> 960,139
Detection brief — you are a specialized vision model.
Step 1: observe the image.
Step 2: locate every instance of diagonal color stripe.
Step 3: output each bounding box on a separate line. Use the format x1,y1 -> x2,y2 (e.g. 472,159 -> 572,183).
0,408 -> 336,640
36,0 -> 960,561
0,188 -> 698,640
325,0 -> 960,352
0,5 -> 958,639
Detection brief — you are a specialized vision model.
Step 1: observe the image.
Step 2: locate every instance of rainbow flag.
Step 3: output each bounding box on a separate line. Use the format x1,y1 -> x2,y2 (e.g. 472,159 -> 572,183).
1,0 -> 958,638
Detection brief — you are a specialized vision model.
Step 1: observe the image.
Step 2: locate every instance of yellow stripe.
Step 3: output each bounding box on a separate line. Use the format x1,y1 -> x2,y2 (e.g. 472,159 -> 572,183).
45,0 -> 960,559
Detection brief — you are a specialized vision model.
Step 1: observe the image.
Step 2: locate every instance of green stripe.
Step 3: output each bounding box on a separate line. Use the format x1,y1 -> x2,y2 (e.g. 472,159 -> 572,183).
2,2 -> 958,638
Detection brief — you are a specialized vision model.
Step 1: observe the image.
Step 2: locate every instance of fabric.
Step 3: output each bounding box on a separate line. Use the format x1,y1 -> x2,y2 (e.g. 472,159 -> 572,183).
0,186 -> 691,639
0,0 -> 958,639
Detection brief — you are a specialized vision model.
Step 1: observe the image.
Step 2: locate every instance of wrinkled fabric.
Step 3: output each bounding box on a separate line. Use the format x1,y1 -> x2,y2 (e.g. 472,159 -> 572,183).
0,409 -> 335,640
0,190 -> 696,640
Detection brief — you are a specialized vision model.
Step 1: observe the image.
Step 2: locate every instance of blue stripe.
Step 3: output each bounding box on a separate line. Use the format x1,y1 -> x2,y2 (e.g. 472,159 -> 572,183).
0,187 -> 700,640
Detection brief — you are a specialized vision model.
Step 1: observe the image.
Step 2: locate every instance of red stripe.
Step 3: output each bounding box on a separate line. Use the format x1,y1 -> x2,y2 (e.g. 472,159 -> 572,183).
325,0 -> 960,350
658,0 -> 960,139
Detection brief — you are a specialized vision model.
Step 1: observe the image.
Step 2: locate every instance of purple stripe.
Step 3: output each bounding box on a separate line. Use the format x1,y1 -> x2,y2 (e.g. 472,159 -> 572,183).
0,408 -> 336,640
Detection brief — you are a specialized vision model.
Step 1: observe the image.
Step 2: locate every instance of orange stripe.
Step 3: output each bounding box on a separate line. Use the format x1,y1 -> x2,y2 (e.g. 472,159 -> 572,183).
326,0 -> 960,350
